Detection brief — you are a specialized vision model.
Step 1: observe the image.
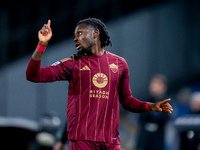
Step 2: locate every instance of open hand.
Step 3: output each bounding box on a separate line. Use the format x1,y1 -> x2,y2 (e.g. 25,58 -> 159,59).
38,20 -> 52,46
149,98 -> 173,114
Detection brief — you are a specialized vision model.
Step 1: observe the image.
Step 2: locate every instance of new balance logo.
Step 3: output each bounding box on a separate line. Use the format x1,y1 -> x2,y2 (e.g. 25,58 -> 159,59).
80,65 -> 90,70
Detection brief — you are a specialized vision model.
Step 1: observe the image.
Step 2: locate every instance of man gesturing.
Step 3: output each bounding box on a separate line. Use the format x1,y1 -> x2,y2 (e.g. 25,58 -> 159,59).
26,18 -> 173,150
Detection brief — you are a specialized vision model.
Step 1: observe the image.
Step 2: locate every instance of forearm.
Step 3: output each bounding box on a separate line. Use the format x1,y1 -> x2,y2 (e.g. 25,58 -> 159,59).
32,41 -> 48,61
26,42 -> 46,81
32,49 -> 44,61
120,96 -> 150,113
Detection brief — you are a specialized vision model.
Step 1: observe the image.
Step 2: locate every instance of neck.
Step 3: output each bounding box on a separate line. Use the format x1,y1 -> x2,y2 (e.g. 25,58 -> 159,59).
90,48 -> 104,55
90,42 -> 104,55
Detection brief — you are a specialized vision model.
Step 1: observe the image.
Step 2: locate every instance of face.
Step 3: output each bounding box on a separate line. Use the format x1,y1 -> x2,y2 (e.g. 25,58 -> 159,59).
74,24 -> 96,51
191,100 -> 200,113
149,78 -> 167,97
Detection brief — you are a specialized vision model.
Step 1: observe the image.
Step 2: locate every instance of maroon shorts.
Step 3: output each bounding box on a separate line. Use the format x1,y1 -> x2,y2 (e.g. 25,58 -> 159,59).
69,140 -> 121,150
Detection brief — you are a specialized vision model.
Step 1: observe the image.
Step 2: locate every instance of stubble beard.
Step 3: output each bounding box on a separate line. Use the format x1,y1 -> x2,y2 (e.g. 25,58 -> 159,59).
76,46 -> 92,56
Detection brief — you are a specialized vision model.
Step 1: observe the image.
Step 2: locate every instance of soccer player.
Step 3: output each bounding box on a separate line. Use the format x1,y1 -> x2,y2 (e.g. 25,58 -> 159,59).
26,18 -> 173,150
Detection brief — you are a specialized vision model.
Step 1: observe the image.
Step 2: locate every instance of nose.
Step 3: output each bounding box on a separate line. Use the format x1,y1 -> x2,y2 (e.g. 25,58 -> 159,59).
74,36 -> 78,42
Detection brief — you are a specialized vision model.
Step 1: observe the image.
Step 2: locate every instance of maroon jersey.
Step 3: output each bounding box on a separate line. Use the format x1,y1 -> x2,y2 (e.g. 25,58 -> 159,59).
26,50 -> 148,144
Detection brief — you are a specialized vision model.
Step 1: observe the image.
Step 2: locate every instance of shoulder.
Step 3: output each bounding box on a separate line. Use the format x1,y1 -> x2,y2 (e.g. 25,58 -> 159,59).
60,57 -> 75,70
106,51 -> 125,61
60,53 -> 80,63
51,56 -> 74,67
106,51 -> 127,65
106,51 -> 129,75
60,57 -> 73,63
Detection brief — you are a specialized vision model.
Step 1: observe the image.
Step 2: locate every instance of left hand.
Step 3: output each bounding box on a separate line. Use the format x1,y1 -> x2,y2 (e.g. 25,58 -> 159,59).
38,20 -> 52,46
149,98 -> 173,114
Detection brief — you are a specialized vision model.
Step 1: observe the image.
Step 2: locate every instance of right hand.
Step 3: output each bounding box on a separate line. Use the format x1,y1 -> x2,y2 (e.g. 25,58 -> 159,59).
38,20 -> 52,46
149,98 -> 173,114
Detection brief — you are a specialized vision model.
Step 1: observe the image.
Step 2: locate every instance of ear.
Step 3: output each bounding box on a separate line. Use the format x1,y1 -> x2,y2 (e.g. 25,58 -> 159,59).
93,29 -> 100,38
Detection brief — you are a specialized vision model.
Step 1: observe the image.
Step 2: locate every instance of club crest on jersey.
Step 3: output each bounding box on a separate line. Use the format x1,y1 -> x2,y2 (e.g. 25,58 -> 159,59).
109,63 -> 118,73
51,61 -> 60,66
92,73 -> 108,88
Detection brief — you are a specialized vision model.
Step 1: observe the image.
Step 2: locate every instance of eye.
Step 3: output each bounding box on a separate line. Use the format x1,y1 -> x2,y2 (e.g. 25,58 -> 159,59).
78,32 -> 82,36
74,31 -> 83,37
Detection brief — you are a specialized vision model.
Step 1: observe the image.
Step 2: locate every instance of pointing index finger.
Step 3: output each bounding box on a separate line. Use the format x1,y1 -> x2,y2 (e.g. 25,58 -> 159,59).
161,98 -> 171,104
47,20 -> 51,27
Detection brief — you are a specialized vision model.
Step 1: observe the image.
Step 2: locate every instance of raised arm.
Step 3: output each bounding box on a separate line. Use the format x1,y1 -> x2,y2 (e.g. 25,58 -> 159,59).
26,20 -> 73,82
26,20 -> 53,82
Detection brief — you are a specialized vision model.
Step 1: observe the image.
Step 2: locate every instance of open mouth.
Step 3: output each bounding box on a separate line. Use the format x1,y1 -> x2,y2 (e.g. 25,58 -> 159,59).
75,43 -> 82,50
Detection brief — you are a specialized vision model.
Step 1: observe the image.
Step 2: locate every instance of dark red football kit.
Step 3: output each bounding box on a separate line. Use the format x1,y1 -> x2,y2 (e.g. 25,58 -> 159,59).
26,50 -> 149,146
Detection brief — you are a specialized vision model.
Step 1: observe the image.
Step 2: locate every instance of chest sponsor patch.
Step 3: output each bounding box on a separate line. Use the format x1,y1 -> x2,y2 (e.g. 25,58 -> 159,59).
92,73 -> 108,88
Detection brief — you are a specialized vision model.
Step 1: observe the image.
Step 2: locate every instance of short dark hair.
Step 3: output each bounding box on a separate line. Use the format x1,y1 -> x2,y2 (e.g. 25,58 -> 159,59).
77,18 -> 112,48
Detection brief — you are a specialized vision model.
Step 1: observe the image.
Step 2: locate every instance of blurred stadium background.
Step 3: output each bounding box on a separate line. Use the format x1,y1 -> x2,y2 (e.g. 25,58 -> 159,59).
0,0 -> 200,149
